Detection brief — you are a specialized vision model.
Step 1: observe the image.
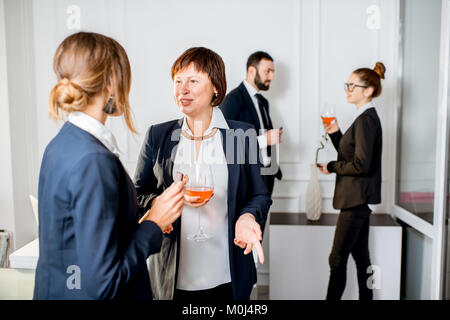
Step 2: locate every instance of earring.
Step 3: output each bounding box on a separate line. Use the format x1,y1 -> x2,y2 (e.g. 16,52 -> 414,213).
103,96 -> 117,114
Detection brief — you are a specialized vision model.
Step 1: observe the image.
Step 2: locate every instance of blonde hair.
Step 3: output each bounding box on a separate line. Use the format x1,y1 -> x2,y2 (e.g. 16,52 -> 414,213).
49,32 -> 136,133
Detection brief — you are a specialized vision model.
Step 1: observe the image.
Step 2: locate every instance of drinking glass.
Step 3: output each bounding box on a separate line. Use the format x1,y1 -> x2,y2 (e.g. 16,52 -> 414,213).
320,103 -> 336,125
177,162 -> 214,242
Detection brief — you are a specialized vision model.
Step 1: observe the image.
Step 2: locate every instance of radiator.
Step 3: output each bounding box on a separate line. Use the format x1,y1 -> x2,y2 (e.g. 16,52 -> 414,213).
0,230 -> 11,268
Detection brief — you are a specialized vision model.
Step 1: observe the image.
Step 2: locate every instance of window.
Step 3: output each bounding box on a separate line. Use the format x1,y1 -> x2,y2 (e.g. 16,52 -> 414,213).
396,0 -> 442,224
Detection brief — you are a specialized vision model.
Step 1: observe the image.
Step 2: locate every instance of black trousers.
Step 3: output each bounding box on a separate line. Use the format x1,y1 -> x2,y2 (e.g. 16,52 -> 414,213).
265,175 -> 275,196
173,282 -> 234,301
326,204 -> 373,300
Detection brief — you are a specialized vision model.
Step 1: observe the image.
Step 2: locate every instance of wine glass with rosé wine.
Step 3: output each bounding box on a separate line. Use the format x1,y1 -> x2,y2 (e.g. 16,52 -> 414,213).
177,162 -> 214,242
320,102 -> 336,126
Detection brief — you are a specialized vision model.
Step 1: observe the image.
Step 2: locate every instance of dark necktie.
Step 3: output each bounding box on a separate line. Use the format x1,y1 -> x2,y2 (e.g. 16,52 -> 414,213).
255,93 -> 273,157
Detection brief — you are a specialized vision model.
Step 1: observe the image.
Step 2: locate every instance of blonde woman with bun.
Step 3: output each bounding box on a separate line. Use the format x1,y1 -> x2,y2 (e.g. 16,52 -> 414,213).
34,32 -> 186,300
317,62 -> 385,300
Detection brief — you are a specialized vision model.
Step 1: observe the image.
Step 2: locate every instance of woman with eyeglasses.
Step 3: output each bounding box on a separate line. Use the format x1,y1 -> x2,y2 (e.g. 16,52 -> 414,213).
317,62 -> 385,300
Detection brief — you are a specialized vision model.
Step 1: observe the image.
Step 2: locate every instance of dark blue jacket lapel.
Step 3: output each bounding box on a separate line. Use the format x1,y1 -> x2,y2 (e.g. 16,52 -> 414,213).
162,119 -> 183,186
220,127 -> 239,232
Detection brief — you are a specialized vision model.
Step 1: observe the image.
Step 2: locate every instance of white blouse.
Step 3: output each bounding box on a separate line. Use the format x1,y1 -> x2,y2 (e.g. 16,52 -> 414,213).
355,101 -> 376,120
173,108 -> 231,290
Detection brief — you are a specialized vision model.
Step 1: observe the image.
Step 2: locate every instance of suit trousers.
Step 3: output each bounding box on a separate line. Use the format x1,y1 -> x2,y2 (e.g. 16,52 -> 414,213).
326,204 -> 373,300
265,174 -> 275,196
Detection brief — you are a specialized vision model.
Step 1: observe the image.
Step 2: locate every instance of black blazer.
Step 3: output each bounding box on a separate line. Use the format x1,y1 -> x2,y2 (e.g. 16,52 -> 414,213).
220,82 -> 282,180
134,118 -> 272,300
327,107 -> 382,210
34,122 -> 162,300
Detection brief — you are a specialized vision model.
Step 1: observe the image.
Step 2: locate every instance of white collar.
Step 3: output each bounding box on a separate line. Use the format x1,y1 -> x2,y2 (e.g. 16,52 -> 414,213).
68,111 -> 121,157
243,79 -> 261,98
356,101 -> 375,118
182,107 -> 229,136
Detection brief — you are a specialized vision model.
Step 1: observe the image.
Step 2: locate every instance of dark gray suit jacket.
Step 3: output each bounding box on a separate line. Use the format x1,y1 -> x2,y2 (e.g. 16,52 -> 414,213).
327,107 -> 382,210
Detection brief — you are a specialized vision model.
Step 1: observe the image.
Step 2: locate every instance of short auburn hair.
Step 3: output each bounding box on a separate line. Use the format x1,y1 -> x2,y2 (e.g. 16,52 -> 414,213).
49,32 -> 136,133
171,47 -> 226,107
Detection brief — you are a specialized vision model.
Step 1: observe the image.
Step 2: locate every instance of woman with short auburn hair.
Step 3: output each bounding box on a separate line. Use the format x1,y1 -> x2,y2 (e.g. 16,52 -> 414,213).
135,47 -> 271,300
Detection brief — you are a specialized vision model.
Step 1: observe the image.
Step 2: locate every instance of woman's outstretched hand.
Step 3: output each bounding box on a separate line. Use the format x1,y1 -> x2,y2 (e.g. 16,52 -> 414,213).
234,213 -> 264,264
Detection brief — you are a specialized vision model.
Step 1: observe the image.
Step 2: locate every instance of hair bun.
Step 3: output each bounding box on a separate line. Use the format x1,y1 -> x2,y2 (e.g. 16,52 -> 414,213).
60,78 -> 70,86
373,62 -> 386,79
55,78 -> 87,112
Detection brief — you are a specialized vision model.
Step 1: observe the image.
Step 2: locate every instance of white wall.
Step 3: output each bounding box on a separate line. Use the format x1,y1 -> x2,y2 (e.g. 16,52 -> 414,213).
1,0 -> 39,250
0,0 -> 17,251
29,0 -> 398,212
275,0 -> 398,215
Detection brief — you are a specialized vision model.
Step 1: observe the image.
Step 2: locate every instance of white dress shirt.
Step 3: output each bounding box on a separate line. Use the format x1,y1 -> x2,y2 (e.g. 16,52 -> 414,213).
355,101 -> 376,120
242,80 -> 271,167
173,108 -> 231,290
68,111 -> 121,157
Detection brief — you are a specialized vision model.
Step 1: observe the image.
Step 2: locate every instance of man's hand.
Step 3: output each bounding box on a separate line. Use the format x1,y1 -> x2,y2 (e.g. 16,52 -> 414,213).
266,128 -> 283,146
234,213 -> 264,264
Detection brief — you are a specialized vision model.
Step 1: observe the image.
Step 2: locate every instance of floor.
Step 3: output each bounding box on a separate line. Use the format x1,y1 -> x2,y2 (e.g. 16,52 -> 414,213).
250,285 -> 269,300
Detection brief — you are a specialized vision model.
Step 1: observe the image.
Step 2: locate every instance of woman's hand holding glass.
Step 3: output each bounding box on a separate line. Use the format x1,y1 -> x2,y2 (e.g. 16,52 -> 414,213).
321,103 -> 339,135
139,176 -> 187,233
318,104 -> 339,175
183,193 -> 213,208
317,163 -> 331,175
234,213 -> 264,264
323,119 -> 339,134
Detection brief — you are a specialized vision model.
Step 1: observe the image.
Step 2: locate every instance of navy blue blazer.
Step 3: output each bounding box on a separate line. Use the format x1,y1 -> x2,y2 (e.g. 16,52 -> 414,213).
134,118 -> 272,300
220,82 -> 282,180
34,122 -> 163,300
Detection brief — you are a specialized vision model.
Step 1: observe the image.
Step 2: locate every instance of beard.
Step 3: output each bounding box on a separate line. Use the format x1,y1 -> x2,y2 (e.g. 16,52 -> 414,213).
254,70 -> 271,91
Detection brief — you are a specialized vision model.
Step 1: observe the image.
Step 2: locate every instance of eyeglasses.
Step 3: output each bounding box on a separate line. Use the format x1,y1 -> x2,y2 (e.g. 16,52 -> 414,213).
344,82 -> 368,92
